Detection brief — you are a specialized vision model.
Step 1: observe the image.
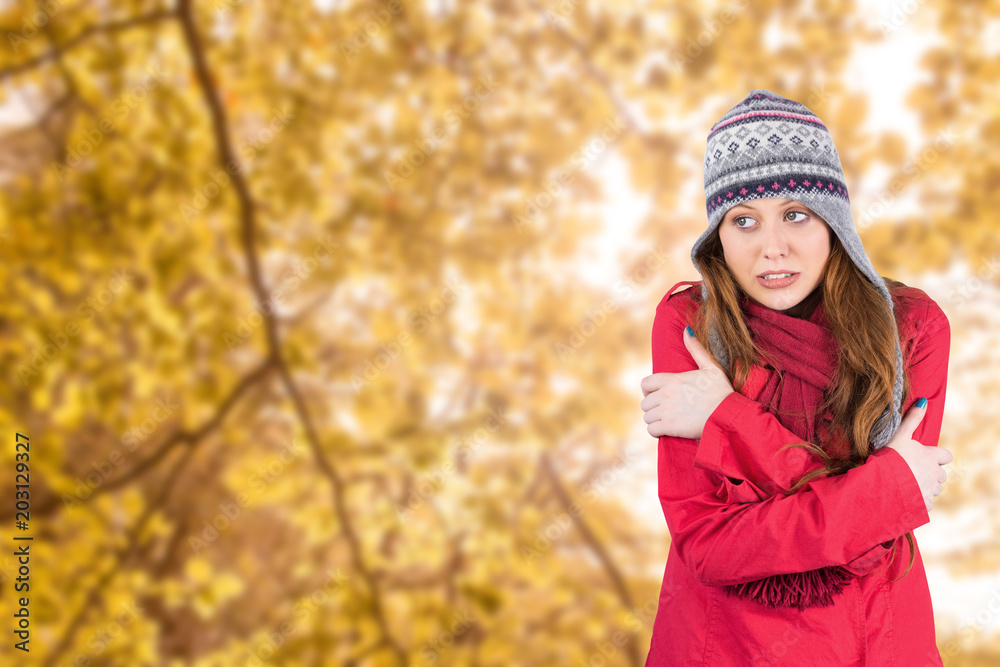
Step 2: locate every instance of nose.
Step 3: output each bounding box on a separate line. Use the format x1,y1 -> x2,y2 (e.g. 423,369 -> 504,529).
761,217 -> 789,260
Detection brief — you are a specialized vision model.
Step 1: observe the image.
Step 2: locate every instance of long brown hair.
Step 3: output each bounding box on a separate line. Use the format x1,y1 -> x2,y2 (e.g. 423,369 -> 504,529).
689,223 -> 916,582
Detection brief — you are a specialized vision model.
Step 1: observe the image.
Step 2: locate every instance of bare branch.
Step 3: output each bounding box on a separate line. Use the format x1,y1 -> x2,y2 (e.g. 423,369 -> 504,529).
44,440 -> 197,666
540,452 -> 643,667
0,358 -> 276,522
0,10 -> 175,81
175,0 -> 406,662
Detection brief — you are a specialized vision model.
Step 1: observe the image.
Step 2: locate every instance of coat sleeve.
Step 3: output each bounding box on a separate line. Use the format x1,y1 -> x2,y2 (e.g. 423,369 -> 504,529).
694,294 -> 951,490
652,291 -> 934,586
685,293 -> 951,577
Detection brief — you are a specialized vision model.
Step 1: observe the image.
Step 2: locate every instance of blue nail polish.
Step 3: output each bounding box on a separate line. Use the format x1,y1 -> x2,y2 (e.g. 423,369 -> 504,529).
916,397 -> 927,408
685,325 -> 694,337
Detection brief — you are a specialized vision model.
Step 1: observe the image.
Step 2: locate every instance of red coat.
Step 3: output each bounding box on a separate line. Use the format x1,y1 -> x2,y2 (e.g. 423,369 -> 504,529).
644,280 -> 951,666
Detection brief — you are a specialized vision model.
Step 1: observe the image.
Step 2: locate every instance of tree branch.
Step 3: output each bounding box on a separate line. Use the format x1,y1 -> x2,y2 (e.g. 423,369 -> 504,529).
0,10 -> 175,81
0,358 -> 276,522
540,451 -> 642,667
175,0 -> 406,662
44,440 -> 197,666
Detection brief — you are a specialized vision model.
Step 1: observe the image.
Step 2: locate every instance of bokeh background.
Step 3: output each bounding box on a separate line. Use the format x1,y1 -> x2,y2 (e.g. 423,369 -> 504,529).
0,0 -> 998,664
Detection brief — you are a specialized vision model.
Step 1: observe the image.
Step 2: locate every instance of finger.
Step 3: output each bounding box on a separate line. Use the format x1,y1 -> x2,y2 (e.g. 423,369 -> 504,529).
640,395 -> 664,417
936,448 -> 953,465
937,468 -> 947,484
641,375 -> 675,405
683,327 -> 722,373
895,399 -> 928,441
640,374 -> 668,398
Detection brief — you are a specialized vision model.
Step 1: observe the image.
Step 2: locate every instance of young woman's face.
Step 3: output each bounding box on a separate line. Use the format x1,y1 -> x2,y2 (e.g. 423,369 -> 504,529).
717,197 -> 832,314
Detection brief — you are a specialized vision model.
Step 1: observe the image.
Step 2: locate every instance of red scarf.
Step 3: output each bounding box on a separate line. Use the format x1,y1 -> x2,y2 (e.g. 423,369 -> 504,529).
741,293 -> 837,447
722,293 -> 857,610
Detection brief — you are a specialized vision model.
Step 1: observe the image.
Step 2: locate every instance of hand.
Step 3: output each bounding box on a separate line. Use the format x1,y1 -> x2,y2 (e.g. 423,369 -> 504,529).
885,400 -> 953,512
640,327 -> 734,440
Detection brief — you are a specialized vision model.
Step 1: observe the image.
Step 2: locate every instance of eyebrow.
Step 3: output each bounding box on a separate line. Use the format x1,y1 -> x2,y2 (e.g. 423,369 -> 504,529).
728,199 -> 799,213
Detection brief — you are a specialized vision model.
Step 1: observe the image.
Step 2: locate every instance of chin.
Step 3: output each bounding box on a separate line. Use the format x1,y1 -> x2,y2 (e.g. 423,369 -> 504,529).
749,277 -> 823,312
749,287 -> 810,311
758,296 -> 794,311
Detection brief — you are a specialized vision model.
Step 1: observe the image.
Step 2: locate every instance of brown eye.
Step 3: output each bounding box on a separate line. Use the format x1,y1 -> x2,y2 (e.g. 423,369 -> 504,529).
786,211 -> 808,222
733,215 -> 754,229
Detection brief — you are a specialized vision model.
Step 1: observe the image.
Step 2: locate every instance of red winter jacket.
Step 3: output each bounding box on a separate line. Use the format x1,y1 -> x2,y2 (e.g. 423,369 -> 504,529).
644,280 -> 951,667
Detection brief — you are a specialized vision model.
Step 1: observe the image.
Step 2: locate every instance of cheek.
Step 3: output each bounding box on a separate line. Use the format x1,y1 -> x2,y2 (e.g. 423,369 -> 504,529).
795,225 -> 828,265
719,228 -> 738,259
721,240 -> 751,272
808,235 -> 831,268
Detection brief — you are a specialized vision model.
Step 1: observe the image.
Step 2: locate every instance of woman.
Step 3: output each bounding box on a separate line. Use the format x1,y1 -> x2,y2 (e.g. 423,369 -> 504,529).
639,90 -> 953,666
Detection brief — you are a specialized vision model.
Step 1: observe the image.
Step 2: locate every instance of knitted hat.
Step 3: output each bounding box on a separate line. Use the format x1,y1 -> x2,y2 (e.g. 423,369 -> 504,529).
690,88 -> 903,451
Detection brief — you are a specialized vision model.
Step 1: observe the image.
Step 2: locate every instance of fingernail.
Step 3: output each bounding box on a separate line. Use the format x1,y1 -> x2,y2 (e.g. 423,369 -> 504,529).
685,325 -> 694,337
916,397 -> 927,408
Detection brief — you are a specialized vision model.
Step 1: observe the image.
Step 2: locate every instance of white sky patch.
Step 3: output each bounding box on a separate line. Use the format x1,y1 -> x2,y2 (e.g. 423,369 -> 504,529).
922,562 -> 1000,638
576,149 -> 655,290
846,2 -> 947,221
0,84 -> 43,130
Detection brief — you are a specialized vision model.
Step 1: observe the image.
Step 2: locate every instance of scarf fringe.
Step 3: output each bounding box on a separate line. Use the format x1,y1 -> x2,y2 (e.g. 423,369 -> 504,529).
722,566 -> 855,610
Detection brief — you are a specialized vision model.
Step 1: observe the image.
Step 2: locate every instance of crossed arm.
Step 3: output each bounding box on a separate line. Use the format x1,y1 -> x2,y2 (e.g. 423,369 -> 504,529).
650,292 -> 949,585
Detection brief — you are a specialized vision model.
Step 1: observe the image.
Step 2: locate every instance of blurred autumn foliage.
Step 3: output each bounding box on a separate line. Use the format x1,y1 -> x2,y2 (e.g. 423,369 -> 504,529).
0,0 -> 998,665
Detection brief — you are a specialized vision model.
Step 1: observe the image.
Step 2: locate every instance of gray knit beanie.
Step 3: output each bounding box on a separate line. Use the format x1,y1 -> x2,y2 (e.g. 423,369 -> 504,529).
690,88 -> 903,451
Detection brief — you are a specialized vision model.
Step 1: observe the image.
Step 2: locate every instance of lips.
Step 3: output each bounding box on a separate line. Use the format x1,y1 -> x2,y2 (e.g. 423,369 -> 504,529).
756,270 -> 799,279
756,272 -> 800,289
